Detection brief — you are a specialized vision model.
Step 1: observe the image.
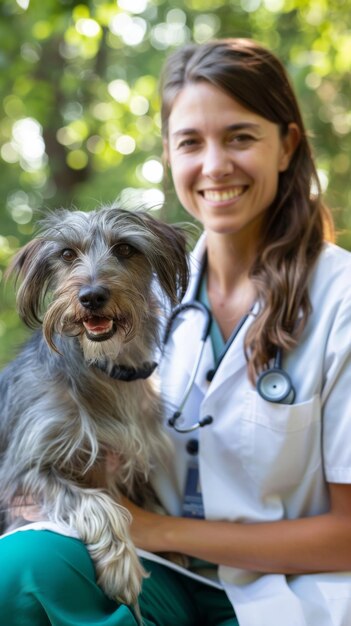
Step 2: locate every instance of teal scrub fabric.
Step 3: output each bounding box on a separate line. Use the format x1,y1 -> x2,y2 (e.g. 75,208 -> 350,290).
0,529 -> 239,625
139,559 -> 239,626
0,530 -> 138,626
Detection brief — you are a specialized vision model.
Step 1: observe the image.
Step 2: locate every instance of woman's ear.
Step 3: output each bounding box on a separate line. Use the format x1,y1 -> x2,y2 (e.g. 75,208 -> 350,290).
279,123 -> 301,172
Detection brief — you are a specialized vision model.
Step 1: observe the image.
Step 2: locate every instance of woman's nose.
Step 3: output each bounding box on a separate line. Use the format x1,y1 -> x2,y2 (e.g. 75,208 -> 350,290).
201,144 -> 234,178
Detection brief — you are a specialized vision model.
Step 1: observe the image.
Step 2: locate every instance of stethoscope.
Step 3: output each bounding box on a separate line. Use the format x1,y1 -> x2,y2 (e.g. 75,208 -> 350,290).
163,301 -> 296,434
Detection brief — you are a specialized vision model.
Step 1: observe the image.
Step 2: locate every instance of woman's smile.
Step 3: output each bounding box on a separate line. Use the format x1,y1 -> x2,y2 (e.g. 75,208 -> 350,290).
199,185 -> 247,203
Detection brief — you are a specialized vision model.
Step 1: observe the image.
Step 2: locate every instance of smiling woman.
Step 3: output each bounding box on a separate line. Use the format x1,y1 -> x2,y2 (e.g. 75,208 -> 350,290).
119,39 -> 351,626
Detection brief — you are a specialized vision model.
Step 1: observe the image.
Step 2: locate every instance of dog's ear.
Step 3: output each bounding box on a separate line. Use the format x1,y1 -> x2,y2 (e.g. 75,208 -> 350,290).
141,215 -> 189,304
5,238 -> 51,328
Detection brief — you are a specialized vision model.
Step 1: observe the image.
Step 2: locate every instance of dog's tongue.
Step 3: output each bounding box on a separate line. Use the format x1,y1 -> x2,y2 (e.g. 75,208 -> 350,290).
83,317 -> 112,333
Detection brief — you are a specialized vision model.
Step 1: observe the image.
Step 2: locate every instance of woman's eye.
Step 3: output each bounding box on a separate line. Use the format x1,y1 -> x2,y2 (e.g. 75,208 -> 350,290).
230,134 -> 255,145
177,138 -> 198,149
61,248 -> 77,263
113,243 -> 136,259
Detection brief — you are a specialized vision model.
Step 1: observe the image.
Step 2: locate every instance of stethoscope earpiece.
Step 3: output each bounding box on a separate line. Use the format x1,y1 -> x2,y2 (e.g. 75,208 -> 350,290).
168,413 -> 213,433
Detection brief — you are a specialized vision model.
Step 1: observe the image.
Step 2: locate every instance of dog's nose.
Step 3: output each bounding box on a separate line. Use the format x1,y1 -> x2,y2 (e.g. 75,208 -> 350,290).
79,285 -> 110,310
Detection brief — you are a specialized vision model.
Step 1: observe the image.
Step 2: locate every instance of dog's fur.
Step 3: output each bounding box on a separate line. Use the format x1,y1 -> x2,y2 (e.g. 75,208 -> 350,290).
0,206 -> 188,606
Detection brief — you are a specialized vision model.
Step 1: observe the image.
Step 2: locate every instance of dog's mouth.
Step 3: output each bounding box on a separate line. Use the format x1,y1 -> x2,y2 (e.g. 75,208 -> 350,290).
82,316 -> 116,342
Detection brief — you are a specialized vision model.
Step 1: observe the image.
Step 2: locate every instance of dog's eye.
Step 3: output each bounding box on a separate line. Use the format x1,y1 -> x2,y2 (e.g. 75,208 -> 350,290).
61,248 -> 77,263
113,243 -> 136,259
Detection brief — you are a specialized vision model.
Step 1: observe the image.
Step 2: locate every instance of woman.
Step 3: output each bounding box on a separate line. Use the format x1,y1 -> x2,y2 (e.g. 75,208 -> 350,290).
125,39 -> 351,626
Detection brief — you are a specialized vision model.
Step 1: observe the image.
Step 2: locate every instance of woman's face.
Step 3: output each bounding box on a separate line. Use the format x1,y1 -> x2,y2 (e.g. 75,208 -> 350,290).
165,81 -> 298,240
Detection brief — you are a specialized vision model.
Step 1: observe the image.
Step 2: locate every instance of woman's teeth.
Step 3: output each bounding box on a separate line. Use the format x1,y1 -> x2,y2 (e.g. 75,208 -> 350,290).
202,187 -> 245,201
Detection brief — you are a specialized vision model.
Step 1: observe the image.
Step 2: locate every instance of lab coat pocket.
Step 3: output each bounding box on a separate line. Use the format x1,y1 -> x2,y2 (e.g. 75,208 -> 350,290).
240,392 -> 321,492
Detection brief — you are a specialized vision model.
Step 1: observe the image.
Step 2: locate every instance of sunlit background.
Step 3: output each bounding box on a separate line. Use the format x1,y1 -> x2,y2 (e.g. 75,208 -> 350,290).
1,0 -> 350,364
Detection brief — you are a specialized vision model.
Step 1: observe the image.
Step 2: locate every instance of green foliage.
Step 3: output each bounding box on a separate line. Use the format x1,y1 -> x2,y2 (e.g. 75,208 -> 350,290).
1,0 -> 351,365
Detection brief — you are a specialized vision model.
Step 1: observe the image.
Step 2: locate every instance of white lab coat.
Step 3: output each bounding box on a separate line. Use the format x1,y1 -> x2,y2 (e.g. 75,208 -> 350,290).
151,235 -> 351,626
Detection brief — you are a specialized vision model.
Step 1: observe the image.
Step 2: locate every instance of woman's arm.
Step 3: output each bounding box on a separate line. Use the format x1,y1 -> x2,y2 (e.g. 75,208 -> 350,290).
123,483 -> 351,574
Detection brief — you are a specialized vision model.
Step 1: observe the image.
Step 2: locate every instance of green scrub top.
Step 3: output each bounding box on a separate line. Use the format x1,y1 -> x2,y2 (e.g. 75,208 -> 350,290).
0,529 -> 138,626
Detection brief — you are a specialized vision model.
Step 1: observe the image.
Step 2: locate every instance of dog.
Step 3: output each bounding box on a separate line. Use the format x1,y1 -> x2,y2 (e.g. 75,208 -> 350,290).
0,206 -> 188,607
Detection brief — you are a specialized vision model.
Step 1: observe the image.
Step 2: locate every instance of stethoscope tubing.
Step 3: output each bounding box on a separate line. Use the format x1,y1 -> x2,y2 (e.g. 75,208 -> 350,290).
163,301 -> 212,344
163,303 -> 212,424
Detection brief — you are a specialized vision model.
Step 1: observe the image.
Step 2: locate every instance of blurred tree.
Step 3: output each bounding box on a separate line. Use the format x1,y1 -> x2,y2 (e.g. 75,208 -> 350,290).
0,0 -> 350,365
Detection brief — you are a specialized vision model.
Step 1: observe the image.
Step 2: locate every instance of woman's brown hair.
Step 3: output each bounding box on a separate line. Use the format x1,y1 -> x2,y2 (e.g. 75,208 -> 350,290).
160,38 -> 334,382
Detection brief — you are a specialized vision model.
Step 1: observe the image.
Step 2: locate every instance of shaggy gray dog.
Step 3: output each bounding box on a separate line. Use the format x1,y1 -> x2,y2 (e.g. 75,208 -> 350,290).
0,206 -> 188,606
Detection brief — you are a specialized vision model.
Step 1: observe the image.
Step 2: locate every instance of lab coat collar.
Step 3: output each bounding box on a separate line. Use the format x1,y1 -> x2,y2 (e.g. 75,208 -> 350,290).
183,233 -> 207,302
205,307 -> 254,398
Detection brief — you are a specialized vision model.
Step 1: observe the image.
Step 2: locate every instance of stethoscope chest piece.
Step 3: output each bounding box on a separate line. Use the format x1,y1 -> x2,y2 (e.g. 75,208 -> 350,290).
256,367 -> 295,404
